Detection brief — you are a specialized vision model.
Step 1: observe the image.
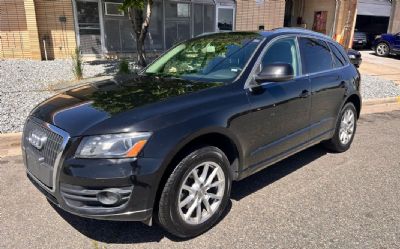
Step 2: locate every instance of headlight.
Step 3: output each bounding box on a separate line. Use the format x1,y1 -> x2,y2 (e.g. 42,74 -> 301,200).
76,132 -> 152,158
348,54 -> 356,59
375,35 -> 381,40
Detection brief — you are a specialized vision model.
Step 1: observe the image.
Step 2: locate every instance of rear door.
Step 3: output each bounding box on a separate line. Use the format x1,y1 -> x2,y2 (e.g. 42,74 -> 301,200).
298,37 -> 346,140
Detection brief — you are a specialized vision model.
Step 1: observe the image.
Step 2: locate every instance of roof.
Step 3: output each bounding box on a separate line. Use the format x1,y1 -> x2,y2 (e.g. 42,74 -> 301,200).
259,27 -> 332,40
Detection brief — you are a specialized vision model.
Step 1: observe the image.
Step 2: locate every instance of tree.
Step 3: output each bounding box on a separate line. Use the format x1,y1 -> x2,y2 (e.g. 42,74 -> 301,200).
120,0 -> 153,67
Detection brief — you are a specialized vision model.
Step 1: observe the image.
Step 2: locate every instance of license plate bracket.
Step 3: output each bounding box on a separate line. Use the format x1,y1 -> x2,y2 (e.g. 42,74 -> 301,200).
26,148 -> 53,188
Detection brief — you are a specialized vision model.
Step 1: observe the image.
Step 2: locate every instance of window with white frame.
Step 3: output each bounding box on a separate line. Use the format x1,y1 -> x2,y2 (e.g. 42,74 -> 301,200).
105,2 -> 124,16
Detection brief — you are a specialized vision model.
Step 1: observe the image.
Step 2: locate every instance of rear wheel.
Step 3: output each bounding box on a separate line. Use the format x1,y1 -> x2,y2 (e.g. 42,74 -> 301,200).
323,102 -> 357,152
157,146 -> 232,238
376,42 -> 389,57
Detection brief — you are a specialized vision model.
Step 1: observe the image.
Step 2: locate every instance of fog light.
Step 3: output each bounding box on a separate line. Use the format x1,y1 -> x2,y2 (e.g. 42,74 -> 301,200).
97,189 -> 121,206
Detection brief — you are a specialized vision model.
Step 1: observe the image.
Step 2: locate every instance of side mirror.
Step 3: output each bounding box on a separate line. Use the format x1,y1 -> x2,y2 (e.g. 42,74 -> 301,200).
254,63 -> 294,84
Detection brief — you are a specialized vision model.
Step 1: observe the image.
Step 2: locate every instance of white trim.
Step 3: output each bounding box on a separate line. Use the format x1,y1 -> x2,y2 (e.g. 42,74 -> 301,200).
98,0 -> 107,54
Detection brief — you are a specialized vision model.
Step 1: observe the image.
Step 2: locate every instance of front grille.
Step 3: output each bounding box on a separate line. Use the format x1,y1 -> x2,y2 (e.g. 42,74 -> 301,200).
23,119 -> 64,167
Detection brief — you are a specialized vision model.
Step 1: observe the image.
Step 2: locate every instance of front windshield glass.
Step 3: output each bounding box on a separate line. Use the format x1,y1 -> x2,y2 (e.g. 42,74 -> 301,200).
144,32 -> 263,82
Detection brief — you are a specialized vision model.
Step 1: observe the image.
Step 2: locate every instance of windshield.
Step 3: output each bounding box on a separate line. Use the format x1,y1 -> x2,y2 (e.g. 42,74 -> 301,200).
144,32 -> 263,82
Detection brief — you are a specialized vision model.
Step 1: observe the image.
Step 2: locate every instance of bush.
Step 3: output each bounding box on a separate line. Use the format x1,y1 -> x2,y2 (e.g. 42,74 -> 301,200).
118,59 -> 131,74
72,48 -> 83,80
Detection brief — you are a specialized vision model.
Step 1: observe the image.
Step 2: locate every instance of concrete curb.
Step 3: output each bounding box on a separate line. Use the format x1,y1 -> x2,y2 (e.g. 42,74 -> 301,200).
363,96 -> 400,106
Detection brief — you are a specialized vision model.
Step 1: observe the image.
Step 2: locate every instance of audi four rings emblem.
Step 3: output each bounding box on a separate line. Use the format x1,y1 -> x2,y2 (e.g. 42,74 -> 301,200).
28,130 -> 48,150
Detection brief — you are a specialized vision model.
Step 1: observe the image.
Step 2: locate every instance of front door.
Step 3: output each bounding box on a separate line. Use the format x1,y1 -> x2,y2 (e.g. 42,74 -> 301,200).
245,37 -> 311,171
75,0 -> 103,54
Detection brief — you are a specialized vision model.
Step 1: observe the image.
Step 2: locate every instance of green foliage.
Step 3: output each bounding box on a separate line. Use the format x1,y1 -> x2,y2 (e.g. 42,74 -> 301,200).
72,47 -> 83,80
120,0 -> 145,10
118,59 -> 131,74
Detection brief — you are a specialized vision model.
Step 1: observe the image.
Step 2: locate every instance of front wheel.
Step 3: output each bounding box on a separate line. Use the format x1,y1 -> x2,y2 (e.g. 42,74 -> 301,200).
376,42 -> 389,57
157,146 -> 232,238
323,102 -> 357,152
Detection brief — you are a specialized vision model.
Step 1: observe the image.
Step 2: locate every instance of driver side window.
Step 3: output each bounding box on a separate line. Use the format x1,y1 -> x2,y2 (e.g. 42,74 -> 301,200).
260,37 -> 300,77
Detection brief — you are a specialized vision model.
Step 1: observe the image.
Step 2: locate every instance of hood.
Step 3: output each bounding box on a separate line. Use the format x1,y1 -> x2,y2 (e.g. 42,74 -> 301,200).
31,75 -> 223,136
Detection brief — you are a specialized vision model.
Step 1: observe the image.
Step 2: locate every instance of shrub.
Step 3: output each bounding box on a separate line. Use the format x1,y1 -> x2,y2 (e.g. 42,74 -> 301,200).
72,48 -> 83,80
118,59 -> 131,74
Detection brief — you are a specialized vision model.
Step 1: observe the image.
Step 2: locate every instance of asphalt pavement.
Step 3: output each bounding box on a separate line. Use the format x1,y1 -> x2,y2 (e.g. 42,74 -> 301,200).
1,110 -> 400,249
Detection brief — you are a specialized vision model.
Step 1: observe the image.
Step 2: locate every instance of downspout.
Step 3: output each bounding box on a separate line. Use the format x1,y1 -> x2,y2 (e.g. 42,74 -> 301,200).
331,0 -> 340,38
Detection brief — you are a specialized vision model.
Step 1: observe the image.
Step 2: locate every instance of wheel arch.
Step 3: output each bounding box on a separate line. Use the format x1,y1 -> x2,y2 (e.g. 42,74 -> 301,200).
345,94 -> 361,118
152,128 -> 242,213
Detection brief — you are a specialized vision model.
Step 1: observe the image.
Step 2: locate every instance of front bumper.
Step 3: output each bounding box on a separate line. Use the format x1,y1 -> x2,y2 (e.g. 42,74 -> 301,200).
22,118 -> 164,223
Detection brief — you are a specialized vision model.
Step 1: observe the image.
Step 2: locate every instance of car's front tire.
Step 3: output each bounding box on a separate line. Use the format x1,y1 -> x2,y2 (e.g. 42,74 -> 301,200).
376,42 -> 390,57
157,146 -> 232,238
323,102 -> 357,153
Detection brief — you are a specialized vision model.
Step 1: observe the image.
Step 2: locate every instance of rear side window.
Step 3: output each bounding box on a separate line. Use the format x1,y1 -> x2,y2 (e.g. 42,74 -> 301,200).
328,43 -> 345,67
328,42 -> 348,67
298,37 -> 333,74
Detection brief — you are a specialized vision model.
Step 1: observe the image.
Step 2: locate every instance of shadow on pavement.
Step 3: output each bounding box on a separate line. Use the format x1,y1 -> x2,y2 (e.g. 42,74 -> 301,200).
368,52 -> 400,60
51,199 -> 232,244
231,145 -> 327,201
52,145 -> 327,244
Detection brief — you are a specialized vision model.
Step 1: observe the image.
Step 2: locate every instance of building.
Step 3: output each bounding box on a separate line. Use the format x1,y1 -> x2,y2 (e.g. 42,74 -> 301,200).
355,0 -> 393,44
0,0 -> 383,61
389,0 -> 400,33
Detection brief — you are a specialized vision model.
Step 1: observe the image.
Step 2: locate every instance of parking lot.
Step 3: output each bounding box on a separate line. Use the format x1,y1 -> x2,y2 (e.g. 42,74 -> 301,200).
359,50 -> 400,85
1,110 -> 400,249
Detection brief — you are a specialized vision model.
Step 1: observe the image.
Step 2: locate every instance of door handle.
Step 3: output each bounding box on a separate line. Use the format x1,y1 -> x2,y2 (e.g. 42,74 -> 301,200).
299,90 -> 310,98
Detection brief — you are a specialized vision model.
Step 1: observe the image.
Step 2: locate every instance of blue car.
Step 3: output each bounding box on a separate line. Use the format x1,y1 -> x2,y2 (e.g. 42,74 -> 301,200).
372,32 -> 400,57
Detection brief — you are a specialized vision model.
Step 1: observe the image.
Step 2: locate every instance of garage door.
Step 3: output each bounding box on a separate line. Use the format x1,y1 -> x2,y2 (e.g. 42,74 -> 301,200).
357,0 -> 392,17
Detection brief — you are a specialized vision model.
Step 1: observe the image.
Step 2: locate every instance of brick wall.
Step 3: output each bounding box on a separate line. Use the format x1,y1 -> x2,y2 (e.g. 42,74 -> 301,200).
0,0 -> 76,60
235,0 -> 285,31
334,0 -> 357,48
34,0 -> 76,59
0,0 -> 41,59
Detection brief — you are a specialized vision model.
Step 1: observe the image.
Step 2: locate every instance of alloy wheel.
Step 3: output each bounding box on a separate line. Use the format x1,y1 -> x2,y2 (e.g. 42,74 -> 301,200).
339,109 -> 355,145
177,161 -> 226,225
376,43 -> 389,56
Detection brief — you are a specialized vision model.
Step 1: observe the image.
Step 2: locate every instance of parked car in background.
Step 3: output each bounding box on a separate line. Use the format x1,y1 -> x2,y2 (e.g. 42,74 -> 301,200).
347,48 -> 362,68
23,28 -> 361,238
372,32 -> 400,57
353,31 -> 368,49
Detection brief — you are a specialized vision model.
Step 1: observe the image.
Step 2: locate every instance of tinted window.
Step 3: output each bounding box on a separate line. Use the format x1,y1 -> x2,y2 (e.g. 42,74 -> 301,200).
299,37 -> 333,74
332,43 -> 350,65
261,37 -> 300,76
328,43 -> 345,67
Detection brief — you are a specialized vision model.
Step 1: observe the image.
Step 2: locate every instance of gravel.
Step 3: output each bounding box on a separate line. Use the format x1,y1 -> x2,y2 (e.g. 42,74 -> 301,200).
0,59 -> 119,133
1,59 -> 400,133
361,74 -> 400,99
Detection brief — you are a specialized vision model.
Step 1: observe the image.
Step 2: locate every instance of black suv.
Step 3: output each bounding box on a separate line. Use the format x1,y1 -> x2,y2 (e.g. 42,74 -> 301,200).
23,28 -> 361,238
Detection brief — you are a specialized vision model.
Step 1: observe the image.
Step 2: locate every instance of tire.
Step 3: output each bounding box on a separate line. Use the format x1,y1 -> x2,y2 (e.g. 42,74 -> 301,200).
323,102 -> 357,153
157,146 -> 232,238
376,42 -> 390,57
